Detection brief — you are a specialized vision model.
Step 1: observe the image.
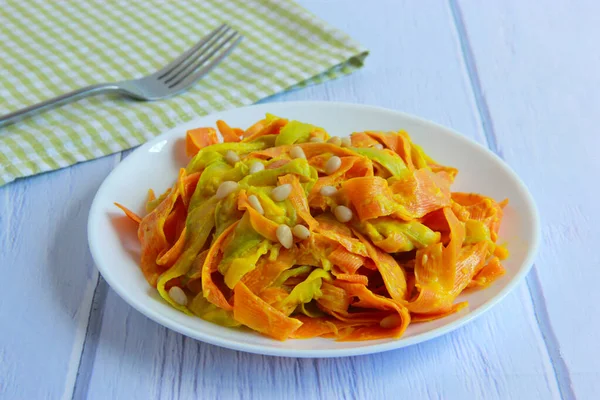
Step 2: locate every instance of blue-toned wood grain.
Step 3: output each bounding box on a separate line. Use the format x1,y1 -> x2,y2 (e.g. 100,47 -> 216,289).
0,156 -> 117,400
77,1 -> 560,399
6,0 -> 599,398
455,1 -> 600,398
84,285 -> 557,400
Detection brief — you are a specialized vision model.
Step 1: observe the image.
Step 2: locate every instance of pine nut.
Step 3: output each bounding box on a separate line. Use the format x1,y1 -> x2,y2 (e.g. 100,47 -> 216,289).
319,185 -> 337,197
248,194 -> 264,215
290,146 -> 306,159
249,161 -> 265,174
327,136 -> 342,146
374,143 -> 384,150
225,150 -> 240,164
276,224 -> 293,249
215,181 -> 238,199
292,224 -> 311,240
310,137 -> 324,143
168,286 -> 188,306
271,184 -> 292,202
380,314 -> 402,329
334,205 -> 353,223
325,156 -> 342,175
341,137 -> 352,147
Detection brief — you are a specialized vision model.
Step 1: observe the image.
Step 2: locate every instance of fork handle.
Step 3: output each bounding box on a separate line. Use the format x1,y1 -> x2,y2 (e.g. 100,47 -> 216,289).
0,83 -> 121,128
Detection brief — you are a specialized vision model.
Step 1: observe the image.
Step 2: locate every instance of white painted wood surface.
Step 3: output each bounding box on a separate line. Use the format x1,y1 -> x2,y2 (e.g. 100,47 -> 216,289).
0,0 -> 594,399
455,1 -> 600,398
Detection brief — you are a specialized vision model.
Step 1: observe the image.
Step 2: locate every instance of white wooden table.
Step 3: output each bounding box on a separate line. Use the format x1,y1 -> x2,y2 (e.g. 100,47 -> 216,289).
1,1 -> 597,399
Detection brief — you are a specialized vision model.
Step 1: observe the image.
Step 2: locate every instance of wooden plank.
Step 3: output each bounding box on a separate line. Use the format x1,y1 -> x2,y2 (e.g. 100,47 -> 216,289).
454,0 -> 599,398
79,1 -> 560,399
85,285 -> 557,400
0,156 -> 117,400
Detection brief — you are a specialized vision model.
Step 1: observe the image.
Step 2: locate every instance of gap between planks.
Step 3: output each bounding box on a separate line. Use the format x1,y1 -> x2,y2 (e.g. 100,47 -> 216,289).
446,1 -> 575,399
62,153 -> 121,400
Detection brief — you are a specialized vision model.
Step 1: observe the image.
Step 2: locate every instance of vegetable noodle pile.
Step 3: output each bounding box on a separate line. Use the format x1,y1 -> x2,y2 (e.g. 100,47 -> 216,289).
116,114 -> 508,341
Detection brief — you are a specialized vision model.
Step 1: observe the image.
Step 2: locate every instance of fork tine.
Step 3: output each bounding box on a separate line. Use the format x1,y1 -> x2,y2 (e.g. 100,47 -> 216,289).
157,23 -> 228,80
168,34 -> 243,91
169,32 -> 243,88
163,26 -> 232,84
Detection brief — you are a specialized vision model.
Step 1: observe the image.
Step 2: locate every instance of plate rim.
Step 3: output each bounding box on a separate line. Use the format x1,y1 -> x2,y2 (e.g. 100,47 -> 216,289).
88,100 -> 541,358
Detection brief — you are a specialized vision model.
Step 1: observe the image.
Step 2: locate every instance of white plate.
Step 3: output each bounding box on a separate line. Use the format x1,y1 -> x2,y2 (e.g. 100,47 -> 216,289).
88,101 -> 540,357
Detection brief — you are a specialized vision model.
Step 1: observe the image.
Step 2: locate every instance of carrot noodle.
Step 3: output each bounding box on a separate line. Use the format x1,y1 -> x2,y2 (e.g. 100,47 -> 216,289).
117,114 -> 508,341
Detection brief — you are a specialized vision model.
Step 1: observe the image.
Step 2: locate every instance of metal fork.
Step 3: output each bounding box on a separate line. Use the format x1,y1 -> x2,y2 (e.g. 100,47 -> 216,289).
0,24 -> 242,128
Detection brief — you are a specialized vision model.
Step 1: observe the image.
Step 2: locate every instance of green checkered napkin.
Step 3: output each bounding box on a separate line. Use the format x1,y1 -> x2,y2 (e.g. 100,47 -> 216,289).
0,0 -> 367,186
